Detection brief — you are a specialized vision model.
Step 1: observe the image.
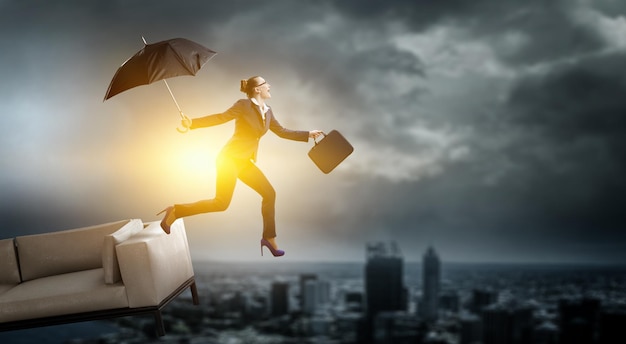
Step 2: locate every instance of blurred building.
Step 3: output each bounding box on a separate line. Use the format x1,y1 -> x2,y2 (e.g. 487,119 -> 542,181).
303,279 -> 331,315
336,312 -> 362,343
421,246 -> 441,322
365,241 -> 406,315
363,241 -> 407,343
439,291 -> 460,313
299,273 -> 317,310
532,321 -> 558,344
245,294 -> 268,320
271,281 -> 289,317
471,288 -> 498,314
558,297 -> 600,344
345,291 -> 364,312
306,314 -> 334,337
460,313 -> 482,344
373,311 -> 421,344
599,306 -> 626,344
482,302 -> 533,344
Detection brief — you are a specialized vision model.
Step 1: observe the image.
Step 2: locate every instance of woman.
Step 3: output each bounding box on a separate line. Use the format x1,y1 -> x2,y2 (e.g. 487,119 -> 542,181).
158,76 -> 323,257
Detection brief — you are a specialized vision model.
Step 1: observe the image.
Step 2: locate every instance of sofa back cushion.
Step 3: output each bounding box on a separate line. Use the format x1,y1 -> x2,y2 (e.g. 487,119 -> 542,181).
15,219 -> 136,282
102,219 -> 144,284
0,238 -> 21,284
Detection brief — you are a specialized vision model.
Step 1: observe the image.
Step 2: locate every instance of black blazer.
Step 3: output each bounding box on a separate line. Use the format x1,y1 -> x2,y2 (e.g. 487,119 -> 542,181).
190,99 -> 310,161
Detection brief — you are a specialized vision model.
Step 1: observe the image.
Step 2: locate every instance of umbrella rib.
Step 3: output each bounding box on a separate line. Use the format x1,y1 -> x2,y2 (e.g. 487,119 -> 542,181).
169,44 -> 196,76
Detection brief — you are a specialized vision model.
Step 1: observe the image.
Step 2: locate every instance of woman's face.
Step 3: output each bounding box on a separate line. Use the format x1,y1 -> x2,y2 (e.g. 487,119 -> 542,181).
254,77 -> 271,99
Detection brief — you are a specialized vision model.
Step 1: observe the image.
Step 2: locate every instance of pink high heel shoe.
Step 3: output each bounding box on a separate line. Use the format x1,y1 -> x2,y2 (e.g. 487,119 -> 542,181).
261,238 -> 285,257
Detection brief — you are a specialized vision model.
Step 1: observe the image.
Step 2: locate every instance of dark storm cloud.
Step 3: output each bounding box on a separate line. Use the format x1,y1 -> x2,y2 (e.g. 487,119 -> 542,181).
466,3 -> 605,66
498,51 -> 626,234
288,38 -> 427,153
321,47 -> 626,260
0,1 -> 236,40
590,0 -> 626,17
332,0 -> 606,66
507,53 -> 626,140
313,0 -> 613,157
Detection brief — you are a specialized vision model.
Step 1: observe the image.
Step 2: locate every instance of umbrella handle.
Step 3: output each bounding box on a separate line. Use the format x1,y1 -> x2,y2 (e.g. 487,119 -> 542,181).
177,111 -> 190,133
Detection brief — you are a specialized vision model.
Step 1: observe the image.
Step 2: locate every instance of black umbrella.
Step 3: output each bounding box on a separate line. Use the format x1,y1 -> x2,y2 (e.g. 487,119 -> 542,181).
104,37 -> 217,132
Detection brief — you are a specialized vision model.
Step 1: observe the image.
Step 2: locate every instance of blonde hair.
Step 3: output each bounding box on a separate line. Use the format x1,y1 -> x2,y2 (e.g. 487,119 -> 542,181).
240,76 -> 262,97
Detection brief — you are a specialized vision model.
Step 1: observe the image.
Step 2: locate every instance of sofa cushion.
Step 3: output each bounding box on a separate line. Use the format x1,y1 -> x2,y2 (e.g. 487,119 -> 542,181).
16,219 -> 137,282
102,220 -> 145,284
0,268 -> 128,323
0,284 -> 15,295
0,238 -> 20,284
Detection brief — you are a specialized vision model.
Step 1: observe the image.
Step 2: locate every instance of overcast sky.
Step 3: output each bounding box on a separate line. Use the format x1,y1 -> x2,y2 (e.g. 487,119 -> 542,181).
1,0 -> 626,264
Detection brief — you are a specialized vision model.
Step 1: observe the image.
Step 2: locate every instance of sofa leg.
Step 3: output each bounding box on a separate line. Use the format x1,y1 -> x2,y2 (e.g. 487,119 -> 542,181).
154,311 -> 165,337
190,281 -> 200,305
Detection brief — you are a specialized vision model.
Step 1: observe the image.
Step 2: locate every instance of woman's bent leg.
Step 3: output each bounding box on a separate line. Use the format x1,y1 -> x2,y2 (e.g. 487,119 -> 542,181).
174,157 -> 239,218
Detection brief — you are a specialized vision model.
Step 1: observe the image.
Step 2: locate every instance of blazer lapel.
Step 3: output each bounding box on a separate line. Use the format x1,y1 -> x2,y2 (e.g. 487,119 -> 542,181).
263,108 -> 272,133
243,100 -> 265,132
246,100 -> 271,135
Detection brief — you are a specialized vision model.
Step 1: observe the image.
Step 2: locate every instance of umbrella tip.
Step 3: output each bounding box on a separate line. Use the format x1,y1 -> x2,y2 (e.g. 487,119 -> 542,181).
141,35 -> 147,45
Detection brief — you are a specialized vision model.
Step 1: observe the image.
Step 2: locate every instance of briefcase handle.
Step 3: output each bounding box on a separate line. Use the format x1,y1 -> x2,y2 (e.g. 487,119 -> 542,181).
312,132 -> 327,145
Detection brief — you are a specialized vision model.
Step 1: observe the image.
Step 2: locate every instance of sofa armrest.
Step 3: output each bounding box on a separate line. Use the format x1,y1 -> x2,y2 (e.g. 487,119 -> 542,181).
115,220 -> 194,308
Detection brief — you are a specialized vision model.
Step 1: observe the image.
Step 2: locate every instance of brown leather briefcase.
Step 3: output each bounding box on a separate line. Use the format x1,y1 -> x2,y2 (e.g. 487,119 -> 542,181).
308,130 -> 354,174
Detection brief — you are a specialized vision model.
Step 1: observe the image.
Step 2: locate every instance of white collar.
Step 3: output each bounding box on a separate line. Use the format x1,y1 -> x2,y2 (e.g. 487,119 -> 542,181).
250,97 -> 269,118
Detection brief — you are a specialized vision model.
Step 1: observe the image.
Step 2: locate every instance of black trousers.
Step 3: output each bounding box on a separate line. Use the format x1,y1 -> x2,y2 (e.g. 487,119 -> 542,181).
174,154 -> 277,239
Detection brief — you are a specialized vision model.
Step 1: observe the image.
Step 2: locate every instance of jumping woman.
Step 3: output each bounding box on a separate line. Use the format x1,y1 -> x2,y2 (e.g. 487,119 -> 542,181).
158,76 -> 323,257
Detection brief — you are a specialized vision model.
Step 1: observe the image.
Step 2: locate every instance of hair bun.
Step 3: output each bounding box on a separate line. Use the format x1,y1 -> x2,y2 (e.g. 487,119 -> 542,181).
240,79 -> 248,93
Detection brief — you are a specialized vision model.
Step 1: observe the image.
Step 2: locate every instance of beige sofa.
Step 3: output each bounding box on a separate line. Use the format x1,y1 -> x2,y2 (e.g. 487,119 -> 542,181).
0,218 -> 198,336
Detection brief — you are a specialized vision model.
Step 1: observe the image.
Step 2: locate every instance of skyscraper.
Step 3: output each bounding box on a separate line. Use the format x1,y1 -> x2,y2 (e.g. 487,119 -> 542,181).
365,241 -> 406,316
421,245 -> 440,322
299,273 -> 317,310
363,241 -> 407,344
302,279 -> 331,315
271,281 -> 289,316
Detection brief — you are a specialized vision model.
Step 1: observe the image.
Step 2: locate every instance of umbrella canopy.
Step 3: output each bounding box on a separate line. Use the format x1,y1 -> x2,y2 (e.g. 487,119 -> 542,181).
104,37 -> 217,101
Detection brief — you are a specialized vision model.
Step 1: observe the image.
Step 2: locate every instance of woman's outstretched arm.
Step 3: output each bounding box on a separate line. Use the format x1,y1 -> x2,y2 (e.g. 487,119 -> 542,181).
182,100 -> 244,130
269,115 -> 322,142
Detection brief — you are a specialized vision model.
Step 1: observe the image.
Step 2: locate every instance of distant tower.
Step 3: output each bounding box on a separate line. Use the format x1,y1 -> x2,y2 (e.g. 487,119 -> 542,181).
365,241 -> 406,316
421,246 -> 440,322
303,279 -> 331,315
299,273 -> 317,310
271,281 -> 289,316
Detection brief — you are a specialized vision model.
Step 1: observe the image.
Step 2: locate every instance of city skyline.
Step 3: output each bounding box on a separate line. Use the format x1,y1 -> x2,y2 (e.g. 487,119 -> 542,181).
1,1 -> 626,264
1,240 -> 625,343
